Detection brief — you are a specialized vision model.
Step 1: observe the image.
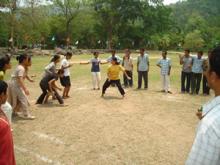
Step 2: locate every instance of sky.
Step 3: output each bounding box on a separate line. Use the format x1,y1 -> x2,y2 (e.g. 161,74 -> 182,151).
163,0 -> 179,5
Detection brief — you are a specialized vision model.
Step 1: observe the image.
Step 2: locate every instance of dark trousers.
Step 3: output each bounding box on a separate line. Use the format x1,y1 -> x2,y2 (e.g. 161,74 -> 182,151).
138,71 -> 148,88
181,71 -> 191,93
203,75 -> 210,95
102,79 -> 125,95
191,73 -> 202,94
123,70 -> 133,87
36,83 -> 63,104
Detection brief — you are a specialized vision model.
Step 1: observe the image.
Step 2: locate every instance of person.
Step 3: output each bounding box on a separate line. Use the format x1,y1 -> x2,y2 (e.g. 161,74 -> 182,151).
191,51 -> 204,95
0,55 -> 13,124
8,54 -> 35,119
102,57 -> 130,98
202,51 -> 211,95
107,49 -> 122,64
44,54 -> 61,77
0,80 -> 16,165
24,55 -> 35,83
36,69 -> 64,105
122,49 -> 133,88
179,49 -> 192,93
60,52 -> 73,98
157,51 -> 172,94
137,48 -> 149,89
80,52 -> 107,90
185,46 -> 220,165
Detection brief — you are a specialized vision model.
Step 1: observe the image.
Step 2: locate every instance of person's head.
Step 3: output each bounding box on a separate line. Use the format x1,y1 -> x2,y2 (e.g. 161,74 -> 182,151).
162,50 -> 167,59
50,55 -> 60,64
57,69 -> 64,78
184,49 -> 190,56
208,50 -> 212,58
0,80 -> 8,105
197,51 -> 203,59
140,48 -> 145,55
125,49 -> 130,57
111,57 -> 118,65
111,50 -> 116,56
65,51 -> 72,60
204,46 -> 220,95
0,55 -> 11,72
26,55 -> 32,67
93,51 -> 99,58
16,54 -> 29,66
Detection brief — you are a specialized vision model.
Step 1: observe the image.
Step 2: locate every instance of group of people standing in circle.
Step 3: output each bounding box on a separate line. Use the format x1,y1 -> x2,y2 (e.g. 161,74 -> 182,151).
0,48 -> 212,125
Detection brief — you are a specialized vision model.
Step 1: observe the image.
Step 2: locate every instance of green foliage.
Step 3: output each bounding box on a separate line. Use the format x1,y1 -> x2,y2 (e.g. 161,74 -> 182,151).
0,0 -> 219,50
183,30 -> 205,51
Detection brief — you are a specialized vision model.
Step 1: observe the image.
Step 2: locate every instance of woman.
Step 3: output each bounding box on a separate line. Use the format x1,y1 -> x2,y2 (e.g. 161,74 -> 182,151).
8,54 -> 35,119
102,57 -> 130,98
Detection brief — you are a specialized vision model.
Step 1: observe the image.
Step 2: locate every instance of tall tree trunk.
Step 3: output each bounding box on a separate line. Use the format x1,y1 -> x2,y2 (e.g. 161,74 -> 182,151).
107,24 -> 113,49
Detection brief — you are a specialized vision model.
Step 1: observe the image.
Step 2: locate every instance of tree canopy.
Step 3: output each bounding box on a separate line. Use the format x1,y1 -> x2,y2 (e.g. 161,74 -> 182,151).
0,0 -> 219,50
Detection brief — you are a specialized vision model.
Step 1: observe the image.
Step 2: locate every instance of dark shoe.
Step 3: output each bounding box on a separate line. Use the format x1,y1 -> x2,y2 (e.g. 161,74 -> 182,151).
168,91 -> 172,94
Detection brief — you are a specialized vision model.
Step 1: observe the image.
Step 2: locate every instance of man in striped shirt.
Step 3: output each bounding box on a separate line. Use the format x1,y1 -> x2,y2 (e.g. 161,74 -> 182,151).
157,51 -> 172,94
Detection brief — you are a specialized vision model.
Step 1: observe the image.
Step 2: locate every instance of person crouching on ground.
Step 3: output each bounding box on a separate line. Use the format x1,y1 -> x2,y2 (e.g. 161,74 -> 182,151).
36,69 -> 64,105
102,57 -> 131,98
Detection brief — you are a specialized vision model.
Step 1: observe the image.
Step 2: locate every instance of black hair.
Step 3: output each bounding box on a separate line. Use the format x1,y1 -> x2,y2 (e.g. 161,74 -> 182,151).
0,80 -> 8,95
57,69 -> 64,75
50,54 -> 60,62
16,54 -> 28,64
0,55 -> 11,72
198,51 -> 203,55
140,48 -> 145,52
184,49 -> 190,53
209,46 -> 220,77
112,57 -> 119,65
162,50 -> 167,55
66,51 -> 72,57
93,51 -> 99,55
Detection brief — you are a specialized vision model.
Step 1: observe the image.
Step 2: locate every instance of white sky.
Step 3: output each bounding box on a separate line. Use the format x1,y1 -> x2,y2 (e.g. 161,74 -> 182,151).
163,0 -> 179,5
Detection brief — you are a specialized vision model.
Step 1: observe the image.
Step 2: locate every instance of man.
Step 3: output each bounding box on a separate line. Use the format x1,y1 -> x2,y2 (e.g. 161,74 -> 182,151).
191,51 -> 204,95
0,80 -> 16,165
107,49 -> 121,64
186,46 -> 220,165
179,49 -> 192,93
157,51 -> 172,94
122,49 -> 133,87
137,48 -> 149,89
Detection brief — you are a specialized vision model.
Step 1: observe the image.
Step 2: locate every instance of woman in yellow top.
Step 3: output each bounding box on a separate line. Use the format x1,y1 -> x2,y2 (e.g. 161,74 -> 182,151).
102,57 -> 130,98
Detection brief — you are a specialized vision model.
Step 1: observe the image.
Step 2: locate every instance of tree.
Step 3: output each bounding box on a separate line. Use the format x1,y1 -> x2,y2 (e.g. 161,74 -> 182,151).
184,30 -> 205,50
52,0 -> 88,46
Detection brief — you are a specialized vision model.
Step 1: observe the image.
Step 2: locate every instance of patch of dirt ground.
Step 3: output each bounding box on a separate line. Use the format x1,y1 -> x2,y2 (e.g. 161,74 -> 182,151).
13,79 -> 211,165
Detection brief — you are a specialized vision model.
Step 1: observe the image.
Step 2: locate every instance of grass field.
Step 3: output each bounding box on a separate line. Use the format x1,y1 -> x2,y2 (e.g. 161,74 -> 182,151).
9,51 -> 212,165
